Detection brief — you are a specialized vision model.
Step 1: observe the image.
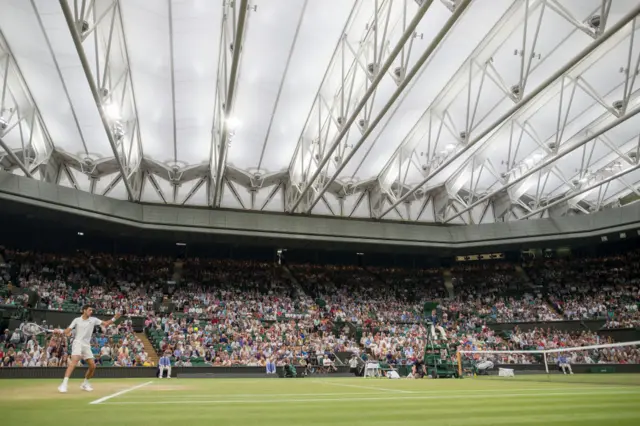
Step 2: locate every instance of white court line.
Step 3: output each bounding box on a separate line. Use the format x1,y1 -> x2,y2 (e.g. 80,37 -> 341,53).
124,392 -> 386,398
100,389 -> 640,405
129,382 -> 629,399
89,381 -> 154,405
311,380 -> 413,393
122,386 -> 627,399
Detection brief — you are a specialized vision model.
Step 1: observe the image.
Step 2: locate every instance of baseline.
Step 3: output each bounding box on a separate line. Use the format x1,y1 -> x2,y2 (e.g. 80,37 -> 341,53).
99,388 -> 640,405
311,379 -> 413,393
89,381 -> 154,405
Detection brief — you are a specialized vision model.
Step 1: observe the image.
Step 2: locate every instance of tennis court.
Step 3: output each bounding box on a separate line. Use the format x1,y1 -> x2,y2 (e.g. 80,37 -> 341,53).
1,375 -> 639,426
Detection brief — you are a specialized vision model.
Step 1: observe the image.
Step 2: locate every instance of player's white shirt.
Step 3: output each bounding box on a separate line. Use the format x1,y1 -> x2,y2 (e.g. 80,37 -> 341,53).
386,370 -> 400,379
69,316 -> 102,345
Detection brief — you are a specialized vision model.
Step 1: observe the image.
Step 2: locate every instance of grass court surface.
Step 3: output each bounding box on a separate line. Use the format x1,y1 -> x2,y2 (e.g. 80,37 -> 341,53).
1,375 -> 639,426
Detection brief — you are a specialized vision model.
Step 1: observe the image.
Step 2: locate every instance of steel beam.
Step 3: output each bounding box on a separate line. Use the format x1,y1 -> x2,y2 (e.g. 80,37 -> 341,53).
373,0 -> 541,207
444,80 -> 640,223
449,103 -> 640,222
288,0 -> 435,213
0,28 -> 55,179
211,0 -> 249,208
520,161 -> 640,220
0,137 -> 33,177
304,0 -> 471,214
58,0 -> 138,201
379,2 -> 640,219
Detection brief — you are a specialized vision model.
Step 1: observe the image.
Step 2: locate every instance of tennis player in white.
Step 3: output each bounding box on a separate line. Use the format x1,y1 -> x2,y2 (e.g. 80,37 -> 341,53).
56,305 -> 120,393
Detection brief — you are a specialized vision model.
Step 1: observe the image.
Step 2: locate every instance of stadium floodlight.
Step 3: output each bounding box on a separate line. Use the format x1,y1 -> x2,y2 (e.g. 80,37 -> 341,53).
103,102 -> 121,120
77,232 -> 84,236
225,115 -> 241,130
176,243 -> 186,246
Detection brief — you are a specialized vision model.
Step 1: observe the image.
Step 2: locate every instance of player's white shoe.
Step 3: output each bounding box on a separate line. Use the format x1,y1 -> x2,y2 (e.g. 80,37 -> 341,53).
58,384 -> 68,393
80,383 -> 93,392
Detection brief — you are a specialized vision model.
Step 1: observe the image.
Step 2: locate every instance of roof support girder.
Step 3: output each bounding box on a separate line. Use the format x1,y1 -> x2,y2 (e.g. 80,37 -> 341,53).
380,1 -> 640,220
376,0 -> 546,205
0,27 -> 55,179
521,155 -> 640,220
304,0 -> 471,214
287,0 -> 437,213
439,10 -> 640,219
0,138 -> 33,177
448,102 -> 640,223
210,0 -> 250,208
58,0 -> 144,201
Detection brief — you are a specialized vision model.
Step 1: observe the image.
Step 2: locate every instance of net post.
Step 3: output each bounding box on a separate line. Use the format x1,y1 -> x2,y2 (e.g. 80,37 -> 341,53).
543,351 -> 549,374
456,350 -> 462,378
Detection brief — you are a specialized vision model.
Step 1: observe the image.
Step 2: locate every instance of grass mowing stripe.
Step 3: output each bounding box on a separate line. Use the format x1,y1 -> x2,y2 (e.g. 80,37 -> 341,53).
89,381 -> 154,405
311,380 -> 413,393
100,389 -> 640,405
123,392 -> 387,398
121,386 -> 631,399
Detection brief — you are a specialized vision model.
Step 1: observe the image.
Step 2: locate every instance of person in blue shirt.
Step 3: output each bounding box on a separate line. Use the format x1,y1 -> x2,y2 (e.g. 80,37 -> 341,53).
558,354 -> 573,375
429,309 -> 447,342
158,352 -> 172,378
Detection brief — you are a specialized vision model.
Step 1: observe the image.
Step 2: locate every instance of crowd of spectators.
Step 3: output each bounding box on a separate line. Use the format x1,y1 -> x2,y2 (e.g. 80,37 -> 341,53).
443,262 -> 562,323
289,264 -> 446,323
145,314 -> 357,368
0,248 -> 164,315
1,244 -> 639,370
526,250 -> 640,328
0,318 -> 151,368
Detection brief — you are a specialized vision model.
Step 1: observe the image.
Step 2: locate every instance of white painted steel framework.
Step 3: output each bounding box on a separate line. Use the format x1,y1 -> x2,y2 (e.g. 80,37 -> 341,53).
0,0 -> 639,223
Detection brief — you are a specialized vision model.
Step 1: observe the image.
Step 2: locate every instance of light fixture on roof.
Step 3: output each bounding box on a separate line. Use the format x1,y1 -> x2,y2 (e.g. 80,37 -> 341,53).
587,14 -> 601,30
0,108 -> 9,130
176,242 -> 186,246
112,122 -> 125,140
393,66 -> 404,80
77,232 -> 84,236
104,102 -> 121,120
226,116 -> 241,130
445,143 -> 456,152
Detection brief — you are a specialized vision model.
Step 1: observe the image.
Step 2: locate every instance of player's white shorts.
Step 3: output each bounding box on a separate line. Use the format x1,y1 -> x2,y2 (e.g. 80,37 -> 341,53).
72,342 -> 94,360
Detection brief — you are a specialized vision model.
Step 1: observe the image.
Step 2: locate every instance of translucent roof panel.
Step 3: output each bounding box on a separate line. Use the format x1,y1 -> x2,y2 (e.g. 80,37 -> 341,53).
1,0 -> 639,224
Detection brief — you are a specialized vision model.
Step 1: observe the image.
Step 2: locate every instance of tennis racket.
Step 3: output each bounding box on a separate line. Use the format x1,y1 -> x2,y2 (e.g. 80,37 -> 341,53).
20,322 -> 57,337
